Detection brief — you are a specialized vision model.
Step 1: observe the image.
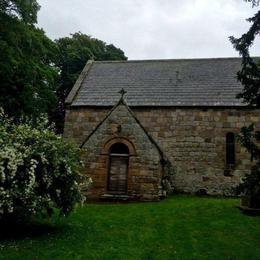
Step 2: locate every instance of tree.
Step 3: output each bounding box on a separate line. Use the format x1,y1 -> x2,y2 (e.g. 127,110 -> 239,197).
52,32 -> 127,133
245,0 -> 260,7
230,1 -> 260,107
230,0 -> 260,205
0,1 -> 128,129
0,0 -> 40,24
0,0 -> 58,118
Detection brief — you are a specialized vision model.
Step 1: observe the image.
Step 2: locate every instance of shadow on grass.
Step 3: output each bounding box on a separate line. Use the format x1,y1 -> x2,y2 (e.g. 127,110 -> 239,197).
0,221 -> 68,241
236,205 -> 260,217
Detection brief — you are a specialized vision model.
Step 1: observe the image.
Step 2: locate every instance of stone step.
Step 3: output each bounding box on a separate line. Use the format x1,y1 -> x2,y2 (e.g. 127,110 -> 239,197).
100,193 -> 129,201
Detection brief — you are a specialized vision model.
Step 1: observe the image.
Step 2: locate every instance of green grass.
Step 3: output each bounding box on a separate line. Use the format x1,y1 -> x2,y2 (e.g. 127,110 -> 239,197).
1,195 -> 260,259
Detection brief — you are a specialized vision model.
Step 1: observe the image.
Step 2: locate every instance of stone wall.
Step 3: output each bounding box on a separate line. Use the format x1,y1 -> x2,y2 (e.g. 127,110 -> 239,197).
64,106 -> 260,196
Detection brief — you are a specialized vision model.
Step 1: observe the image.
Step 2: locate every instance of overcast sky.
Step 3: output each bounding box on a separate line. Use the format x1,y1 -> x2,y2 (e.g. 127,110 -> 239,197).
37,0 -> 260,60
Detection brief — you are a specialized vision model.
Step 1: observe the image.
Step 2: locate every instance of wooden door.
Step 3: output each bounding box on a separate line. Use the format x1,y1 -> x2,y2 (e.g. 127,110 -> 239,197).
108,155 -> 128,194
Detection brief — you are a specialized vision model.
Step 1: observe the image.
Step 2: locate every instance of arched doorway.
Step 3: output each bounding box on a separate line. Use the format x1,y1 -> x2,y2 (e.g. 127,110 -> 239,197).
107,143 -> 129,194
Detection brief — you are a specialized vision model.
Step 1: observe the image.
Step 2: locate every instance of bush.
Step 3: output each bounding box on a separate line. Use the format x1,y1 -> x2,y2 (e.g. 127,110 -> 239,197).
237,163 -> 260,197
0,110 -> 87,223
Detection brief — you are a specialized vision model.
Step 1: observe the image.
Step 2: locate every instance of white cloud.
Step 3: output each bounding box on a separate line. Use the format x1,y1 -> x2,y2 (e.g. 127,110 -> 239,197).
37,0 -> 260,59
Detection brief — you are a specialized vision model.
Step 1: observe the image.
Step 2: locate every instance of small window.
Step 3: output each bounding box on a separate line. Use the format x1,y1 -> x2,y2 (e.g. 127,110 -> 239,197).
226,132 -> 235,165
109,143 -> 129,155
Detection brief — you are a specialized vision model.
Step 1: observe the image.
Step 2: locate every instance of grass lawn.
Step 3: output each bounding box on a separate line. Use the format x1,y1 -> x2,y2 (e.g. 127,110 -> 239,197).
1,195 -> 260,259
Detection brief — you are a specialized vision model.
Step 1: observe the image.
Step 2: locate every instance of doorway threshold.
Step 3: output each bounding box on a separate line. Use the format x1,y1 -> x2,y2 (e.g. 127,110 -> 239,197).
100,193 -> 129,201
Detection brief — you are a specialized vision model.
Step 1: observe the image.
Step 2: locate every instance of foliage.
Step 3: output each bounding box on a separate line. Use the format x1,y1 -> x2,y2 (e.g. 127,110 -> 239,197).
236,125 -> 260,196
237,124 -> 260,161
52,32 -> 127,133
230,12 -> 260,106
1,196 -> 260,259
245,0 -> 260,7
0,0 -> 40,24
230,1 -> 260,199
237,163 -> 260,196
0,1 -> 127,128
0,110 -> 87,223
0,3 -> 58,119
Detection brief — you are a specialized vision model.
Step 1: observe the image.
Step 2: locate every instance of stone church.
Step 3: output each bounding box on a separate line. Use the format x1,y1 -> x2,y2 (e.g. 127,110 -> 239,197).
64,58 -> 259,201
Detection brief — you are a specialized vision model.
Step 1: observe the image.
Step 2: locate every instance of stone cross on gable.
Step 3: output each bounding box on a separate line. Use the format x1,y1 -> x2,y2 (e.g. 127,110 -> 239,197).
118,88 -> 127,101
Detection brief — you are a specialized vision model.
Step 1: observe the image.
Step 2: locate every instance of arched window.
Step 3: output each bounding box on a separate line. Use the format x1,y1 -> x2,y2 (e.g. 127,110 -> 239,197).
108,143 -> 129,194
226,132 -> 235,165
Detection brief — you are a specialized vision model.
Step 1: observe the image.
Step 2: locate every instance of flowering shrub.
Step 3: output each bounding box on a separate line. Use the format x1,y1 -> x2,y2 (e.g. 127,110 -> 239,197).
0,110 -> 87,223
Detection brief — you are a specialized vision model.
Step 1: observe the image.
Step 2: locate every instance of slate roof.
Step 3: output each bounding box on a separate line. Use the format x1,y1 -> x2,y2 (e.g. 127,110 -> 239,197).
68,58 -> 245,107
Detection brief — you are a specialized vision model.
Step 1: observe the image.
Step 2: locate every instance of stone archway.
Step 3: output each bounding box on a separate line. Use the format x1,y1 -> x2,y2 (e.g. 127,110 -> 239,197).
102,137 -> 136,156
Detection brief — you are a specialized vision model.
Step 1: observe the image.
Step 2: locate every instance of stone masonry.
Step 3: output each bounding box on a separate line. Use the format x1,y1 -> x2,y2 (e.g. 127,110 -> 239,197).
67,101 -> 163,201
64,59 -> 260,200
64,106 -> 260,197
